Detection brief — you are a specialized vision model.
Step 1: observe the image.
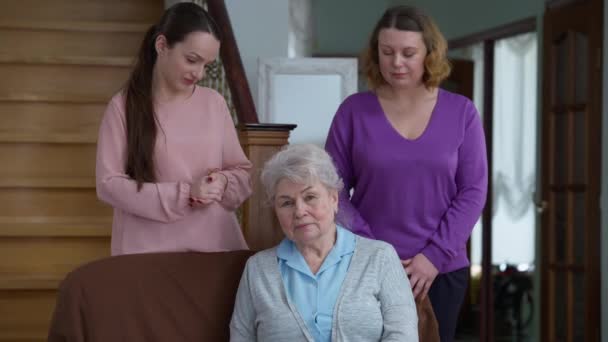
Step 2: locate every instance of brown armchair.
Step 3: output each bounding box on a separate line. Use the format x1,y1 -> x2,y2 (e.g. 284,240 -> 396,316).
48,251 -> 438,341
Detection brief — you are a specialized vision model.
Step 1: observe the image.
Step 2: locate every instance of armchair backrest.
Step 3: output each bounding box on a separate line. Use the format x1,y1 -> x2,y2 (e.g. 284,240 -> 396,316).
48,250 -> 254,342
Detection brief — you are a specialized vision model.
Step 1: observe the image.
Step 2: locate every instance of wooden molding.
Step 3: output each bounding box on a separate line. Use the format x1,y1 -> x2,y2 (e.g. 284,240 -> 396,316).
545,0 -> 587,10
448,17 -> 536,50
238,123 -> 296,251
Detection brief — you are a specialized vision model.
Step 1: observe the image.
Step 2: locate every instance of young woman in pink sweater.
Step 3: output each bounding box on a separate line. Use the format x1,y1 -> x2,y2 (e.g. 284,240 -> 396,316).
96,3 -> 252,255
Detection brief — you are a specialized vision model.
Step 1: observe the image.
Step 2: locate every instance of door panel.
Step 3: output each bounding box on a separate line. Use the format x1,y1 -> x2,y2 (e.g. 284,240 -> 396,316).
541,1 -> 602,341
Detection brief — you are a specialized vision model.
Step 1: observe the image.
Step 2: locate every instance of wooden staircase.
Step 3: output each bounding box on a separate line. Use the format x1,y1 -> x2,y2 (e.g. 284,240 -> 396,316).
0,1 -> 164,340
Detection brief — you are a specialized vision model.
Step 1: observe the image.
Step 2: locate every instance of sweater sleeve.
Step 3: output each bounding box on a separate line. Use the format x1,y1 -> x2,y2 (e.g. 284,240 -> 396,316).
378,244 -> 419,341
216,98 -> 253,211
95,98 -> 191,223
421,102 -> 488,271
325,99 -> 376,239
229,261 -> 258,342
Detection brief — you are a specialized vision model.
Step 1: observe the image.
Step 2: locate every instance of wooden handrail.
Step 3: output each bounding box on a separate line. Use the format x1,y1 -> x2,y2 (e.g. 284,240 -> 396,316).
206,0 -> 259,123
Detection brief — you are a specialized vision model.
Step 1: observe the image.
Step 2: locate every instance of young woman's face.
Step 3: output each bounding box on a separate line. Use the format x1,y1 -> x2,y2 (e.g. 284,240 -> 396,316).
155,31 -> 220,94
377,28 -> 427,89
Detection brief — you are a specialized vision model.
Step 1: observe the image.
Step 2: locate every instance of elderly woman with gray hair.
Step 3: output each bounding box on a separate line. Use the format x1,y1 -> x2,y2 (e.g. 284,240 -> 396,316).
229,144 -> 418,341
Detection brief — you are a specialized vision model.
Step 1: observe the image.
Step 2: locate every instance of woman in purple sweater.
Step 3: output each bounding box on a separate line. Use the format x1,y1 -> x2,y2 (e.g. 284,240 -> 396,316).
325,6 -> 487,341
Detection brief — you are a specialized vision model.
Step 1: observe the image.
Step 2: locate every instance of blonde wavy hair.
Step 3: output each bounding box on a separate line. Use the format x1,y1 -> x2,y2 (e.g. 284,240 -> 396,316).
361,6 -> 451,90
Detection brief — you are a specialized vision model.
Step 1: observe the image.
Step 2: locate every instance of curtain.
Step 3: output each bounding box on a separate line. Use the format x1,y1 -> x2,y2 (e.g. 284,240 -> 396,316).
491,32 -> 538,265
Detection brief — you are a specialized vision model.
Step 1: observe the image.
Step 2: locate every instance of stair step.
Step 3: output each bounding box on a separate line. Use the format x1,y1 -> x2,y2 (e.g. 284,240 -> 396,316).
0,288 -> 60,341
0,26 -> 145,58
0,63 -> 130,101
0,93 -> 108,104
0,0 -> 163,23
0,20 -> 150,33
0,177 -> 95,189
0,133 -> 97,144
0,216 -> 111,237
0,234 -> 111,282
0,102 -> 104,144
0,19 -> 152,33
0,332 -> 48,342
0,143 -> 96,184
0,333 -> 47,342
0,188 -> 112,218
0,54 -> 134,67
0,274 -> 63,290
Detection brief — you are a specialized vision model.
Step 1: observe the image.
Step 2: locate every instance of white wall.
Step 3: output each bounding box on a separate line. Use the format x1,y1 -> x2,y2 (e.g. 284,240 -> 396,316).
225,0 -> 289,111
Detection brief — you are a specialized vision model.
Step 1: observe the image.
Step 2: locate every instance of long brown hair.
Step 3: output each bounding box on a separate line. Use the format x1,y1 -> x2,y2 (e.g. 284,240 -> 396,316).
124,2 -> 221,190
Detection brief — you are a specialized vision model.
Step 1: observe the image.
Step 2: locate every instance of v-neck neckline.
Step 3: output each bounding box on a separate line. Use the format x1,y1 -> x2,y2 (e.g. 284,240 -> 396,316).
372,88 -> 442,143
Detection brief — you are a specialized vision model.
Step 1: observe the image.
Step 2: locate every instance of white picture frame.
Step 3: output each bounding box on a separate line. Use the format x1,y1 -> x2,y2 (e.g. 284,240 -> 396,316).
257,57 -> 358,146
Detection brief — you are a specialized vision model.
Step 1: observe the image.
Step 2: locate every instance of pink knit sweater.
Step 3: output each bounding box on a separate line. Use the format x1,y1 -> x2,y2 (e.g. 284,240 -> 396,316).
96,86 -> 251,255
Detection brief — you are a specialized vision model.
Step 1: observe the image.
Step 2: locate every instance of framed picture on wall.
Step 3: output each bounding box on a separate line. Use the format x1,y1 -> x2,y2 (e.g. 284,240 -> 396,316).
257,57 -> 358,146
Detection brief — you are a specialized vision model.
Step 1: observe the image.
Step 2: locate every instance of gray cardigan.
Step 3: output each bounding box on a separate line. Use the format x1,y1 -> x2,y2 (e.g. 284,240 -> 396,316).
229,236 -> 419,341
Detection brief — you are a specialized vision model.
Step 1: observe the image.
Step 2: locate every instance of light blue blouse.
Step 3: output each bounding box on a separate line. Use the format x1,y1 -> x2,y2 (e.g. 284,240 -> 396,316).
277,226 -> 356,342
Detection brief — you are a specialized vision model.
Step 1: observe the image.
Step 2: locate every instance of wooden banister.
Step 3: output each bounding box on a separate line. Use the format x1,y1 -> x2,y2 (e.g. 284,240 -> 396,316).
206,0 -> 258,123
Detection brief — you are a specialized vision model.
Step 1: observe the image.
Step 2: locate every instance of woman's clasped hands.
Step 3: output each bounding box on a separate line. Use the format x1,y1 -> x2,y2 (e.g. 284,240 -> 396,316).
190,171 -> 228,207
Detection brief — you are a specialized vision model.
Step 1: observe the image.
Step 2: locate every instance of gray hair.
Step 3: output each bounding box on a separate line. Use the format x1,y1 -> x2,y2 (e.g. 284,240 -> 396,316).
260,144 -> 344,201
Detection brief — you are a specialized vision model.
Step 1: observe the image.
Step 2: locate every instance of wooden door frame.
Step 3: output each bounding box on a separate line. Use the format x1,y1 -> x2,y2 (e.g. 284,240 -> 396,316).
441,59 -> 476,333
540,0 -> 602,340
448,17 -> 537,342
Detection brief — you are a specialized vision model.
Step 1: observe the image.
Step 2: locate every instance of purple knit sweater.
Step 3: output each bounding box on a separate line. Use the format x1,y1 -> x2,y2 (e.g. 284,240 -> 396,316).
325,89 -> 487,273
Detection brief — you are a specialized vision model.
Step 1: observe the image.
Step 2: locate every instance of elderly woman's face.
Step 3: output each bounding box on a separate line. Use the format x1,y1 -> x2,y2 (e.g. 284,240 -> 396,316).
274,179 -> 338,246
